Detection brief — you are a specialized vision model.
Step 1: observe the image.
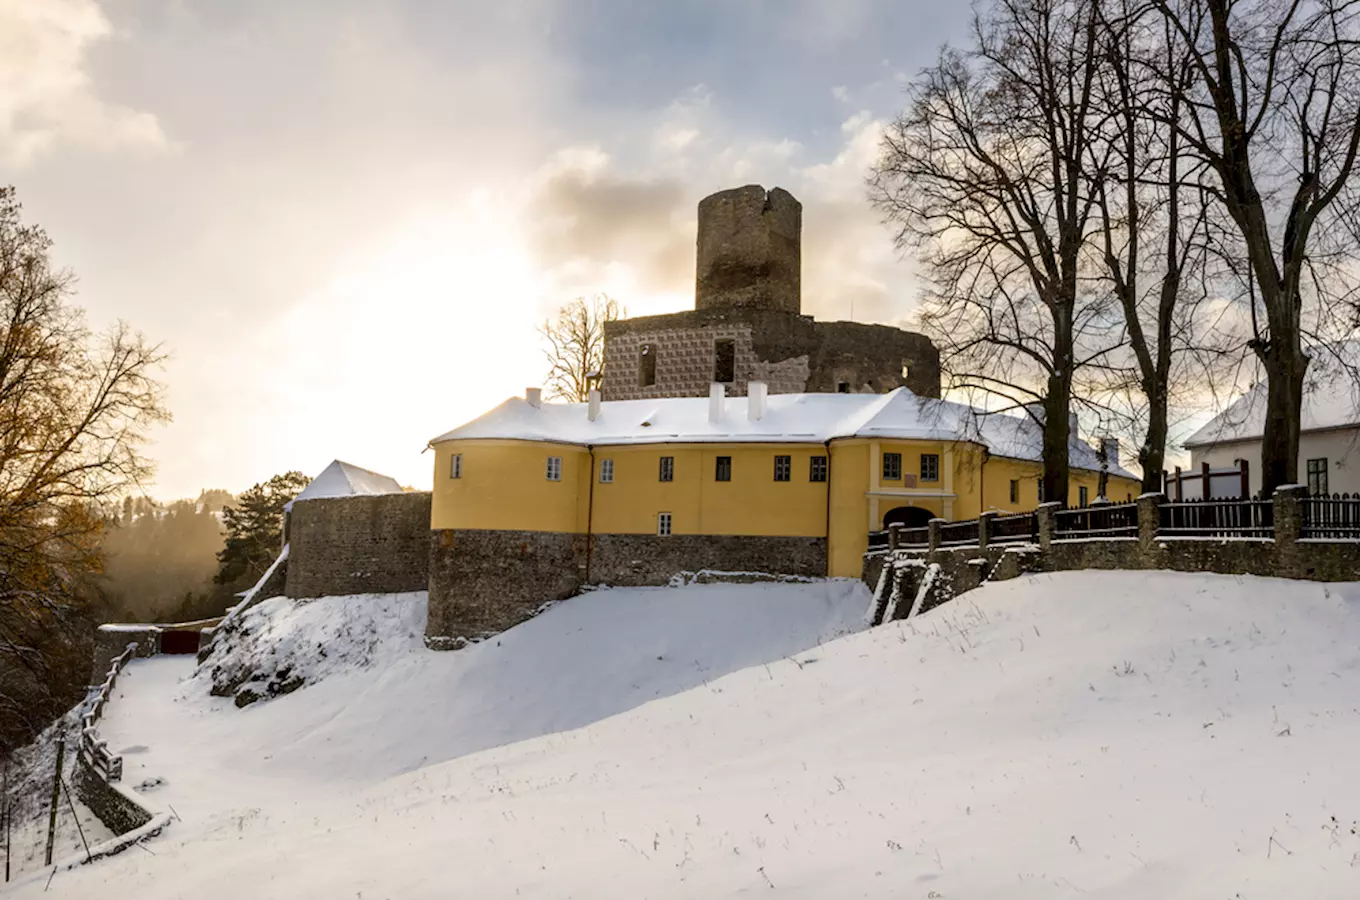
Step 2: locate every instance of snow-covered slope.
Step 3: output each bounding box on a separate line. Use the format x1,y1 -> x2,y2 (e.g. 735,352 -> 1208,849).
17,573 -> 1360,899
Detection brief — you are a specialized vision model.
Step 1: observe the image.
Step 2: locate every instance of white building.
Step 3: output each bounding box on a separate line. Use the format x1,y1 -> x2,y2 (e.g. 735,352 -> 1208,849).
1184,374 -> 1360,497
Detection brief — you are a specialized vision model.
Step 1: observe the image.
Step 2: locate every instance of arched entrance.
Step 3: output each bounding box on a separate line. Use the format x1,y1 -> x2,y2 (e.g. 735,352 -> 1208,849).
882,506 -> 934,529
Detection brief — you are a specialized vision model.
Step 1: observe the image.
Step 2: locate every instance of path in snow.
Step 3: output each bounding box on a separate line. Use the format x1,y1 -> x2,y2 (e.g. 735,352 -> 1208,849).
19,572 -> 1360,899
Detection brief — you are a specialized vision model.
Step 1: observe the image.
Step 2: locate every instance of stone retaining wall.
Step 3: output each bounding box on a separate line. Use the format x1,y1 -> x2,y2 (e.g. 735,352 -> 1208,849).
285,492 -> 432,598
89,625 -> 160,682
72,758 -> 155,834
589,533 -> 826,586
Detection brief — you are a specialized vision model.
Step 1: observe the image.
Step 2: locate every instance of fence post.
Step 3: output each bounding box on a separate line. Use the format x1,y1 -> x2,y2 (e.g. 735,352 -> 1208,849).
1201,461 -> 1211,498
978,511 -> 996,549
44,738 -> 65,866
1239,459 -> 1250,498
1273,484 -> 1307,547
927,518 -> 944,553
1036,502 -> 1061,551
887,523 -> 902,551
1137,492 -> 1163,555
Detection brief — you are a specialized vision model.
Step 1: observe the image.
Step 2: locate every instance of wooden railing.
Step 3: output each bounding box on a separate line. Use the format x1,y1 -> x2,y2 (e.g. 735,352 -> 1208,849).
989,512 -> 1037,544
79,643 -> 138,782
1301,492 -> 1360,540
1159,497 -> 1274,538
1053,502 -> 1139,539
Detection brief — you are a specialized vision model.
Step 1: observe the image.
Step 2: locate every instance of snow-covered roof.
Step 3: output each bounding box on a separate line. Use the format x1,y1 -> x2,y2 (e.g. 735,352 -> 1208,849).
1184,366 -> 1360,448
286,461 -> 404,511
431,389 -> 1137,479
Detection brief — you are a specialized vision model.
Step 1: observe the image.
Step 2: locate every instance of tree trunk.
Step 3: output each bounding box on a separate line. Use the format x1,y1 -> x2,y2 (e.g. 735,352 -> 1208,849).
1139,381 -> 1168,495
1258,342 -> 1307,496
1042,372 -> 1072,507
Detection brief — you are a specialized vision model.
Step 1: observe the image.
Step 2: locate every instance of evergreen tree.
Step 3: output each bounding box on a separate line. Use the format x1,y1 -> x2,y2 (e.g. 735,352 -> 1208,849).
214,471 -> 310,587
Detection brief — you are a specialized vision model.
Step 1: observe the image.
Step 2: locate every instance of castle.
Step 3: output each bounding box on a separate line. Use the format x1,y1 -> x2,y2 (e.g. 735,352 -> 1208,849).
412,186 -> 1138,647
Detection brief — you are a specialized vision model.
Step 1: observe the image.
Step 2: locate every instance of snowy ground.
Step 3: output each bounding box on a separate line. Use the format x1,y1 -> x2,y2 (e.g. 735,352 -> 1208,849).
10,572 -> 1360,898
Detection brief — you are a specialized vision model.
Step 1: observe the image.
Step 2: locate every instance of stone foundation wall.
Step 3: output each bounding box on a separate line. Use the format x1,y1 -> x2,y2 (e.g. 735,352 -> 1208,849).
285,492 -> 432,598
426,529 -> 588,649
72,757 -> 154,834
90,626 -> 158,683
590,533 -> 826,586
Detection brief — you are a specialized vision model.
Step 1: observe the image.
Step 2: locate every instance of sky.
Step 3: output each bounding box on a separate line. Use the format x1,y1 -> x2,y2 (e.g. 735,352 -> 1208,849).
3,0 -> 976,497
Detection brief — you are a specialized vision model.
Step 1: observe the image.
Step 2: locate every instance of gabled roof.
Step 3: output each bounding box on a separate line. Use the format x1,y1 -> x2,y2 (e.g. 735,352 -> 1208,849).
1184,364 -> 1360,449
431,388 -> 1137,479
286,460 -> 404,510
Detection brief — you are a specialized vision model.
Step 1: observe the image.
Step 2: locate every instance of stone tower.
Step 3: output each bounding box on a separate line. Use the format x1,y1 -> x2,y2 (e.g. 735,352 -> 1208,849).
695,185 -> 802,314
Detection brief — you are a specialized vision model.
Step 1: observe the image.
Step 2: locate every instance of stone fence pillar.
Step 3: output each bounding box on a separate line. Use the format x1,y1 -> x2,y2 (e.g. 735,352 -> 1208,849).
1036,502 -> 1062,551
928,518 -> 944,553
1137,492 -> 1163,552
1273,485 -> 1307,546
888,523 -> 902,551
977,511 -> 996,550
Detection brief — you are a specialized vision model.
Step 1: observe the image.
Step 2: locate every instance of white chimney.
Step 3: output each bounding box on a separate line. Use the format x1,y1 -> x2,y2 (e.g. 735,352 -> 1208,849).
525,387 -> 542,409
587,388 -> 601,422
748,380 -> 767,421
708,382 -> 725,424
1068,411 -> 1079,439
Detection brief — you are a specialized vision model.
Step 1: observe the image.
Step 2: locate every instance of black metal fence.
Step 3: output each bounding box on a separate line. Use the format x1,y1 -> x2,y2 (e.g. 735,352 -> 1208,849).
1302,492 -> 1360,540
989,511 -> 1037,545
867,530 -> 889,551
1053,502 -> 1139,539
1158,497 -> 1274,538
937,519 -> 980,547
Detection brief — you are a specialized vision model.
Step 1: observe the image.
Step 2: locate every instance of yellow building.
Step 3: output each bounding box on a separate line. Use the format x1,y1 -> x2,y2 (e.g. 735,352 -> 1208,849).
425,382 -> 1140,636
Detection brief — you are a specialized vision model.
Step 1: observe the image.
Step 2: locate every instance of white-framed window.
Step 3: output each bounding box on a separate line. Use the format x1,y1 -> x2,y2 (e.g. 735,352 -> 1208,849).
1078,486 -> 1089,507
659,456 -> 674,482
546,456 -> 562,481
1307,458 -> 1328,495
450,453 -> 462,479
599,458 -> 614,483
657,511 -> 672,536
920,453 -> 940,482
809,455 -> 828,483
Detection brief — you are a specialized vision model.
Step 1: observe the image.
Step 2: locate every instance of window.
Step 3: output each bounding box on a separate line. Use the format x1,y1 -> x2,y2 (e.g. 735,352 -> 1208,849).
810,455 -> 828,483
657,511 -> 672,536
1009,479 -> 1019,503
639,343 -> 657,387
1079,486 -> 1088,507
920,453 -> 940,482
659,456 -> 674,482
1307,458 -> 1329,495
882,452 -> 902,481
715,456 -> 732,482
599,459 -> 614,483
774,455 -> 791,482
450,453 -> 462,479
713,339 -> 735,383
546,456 -> 562,481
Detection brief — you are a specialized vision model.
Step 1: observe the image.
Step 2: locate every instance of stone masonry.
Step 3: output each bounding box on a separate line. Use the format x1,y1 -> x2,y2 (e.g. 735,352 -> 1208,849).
425,529 -> 830,647
696,185 -> 801,313
285,491 -> 432,598
601,184 -> 941,401
426,529 -> 588,649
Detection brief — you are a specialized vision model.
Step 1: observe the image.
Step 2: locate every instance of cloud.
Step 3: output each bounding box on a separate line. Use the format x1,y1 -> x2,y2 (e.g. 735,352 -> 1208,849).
0,0 -> 168,164
527,147 -> 693,305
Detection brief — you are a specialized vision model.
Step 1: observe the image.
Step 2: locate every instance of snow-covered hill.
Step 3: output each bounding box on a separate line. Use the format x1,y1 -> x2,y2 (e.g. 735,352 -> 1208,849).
14,572 -> 1360,899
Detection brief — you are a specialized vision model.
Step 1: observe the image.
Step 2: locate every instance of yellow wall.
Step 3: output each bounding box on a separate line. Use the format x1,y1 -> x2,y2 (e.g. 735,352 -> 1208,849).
591,443 -> 828,537
430,435 -> 1143,578
430,439 -> 590,533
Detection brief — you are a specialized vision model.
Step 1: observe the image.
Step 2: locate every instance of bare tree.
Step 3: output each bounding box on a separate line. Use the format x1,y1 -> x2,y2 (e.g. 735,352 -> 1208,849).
540,295 -> 622,402
871,0 -> 1123,505
1085,0 -> 1224,493
1150,0 -> 1360,493
0,185 -> 168,750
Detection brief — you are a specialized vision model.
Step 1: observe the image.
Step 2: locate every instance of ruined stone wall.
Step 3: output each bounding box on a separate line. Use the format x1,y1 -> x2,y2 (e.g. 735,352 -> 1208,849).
696,185 -> 801,314
601,307 -> 940,401
590,534 -> 827,586
426,529 -> 588,649
285,492 -> 432,599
